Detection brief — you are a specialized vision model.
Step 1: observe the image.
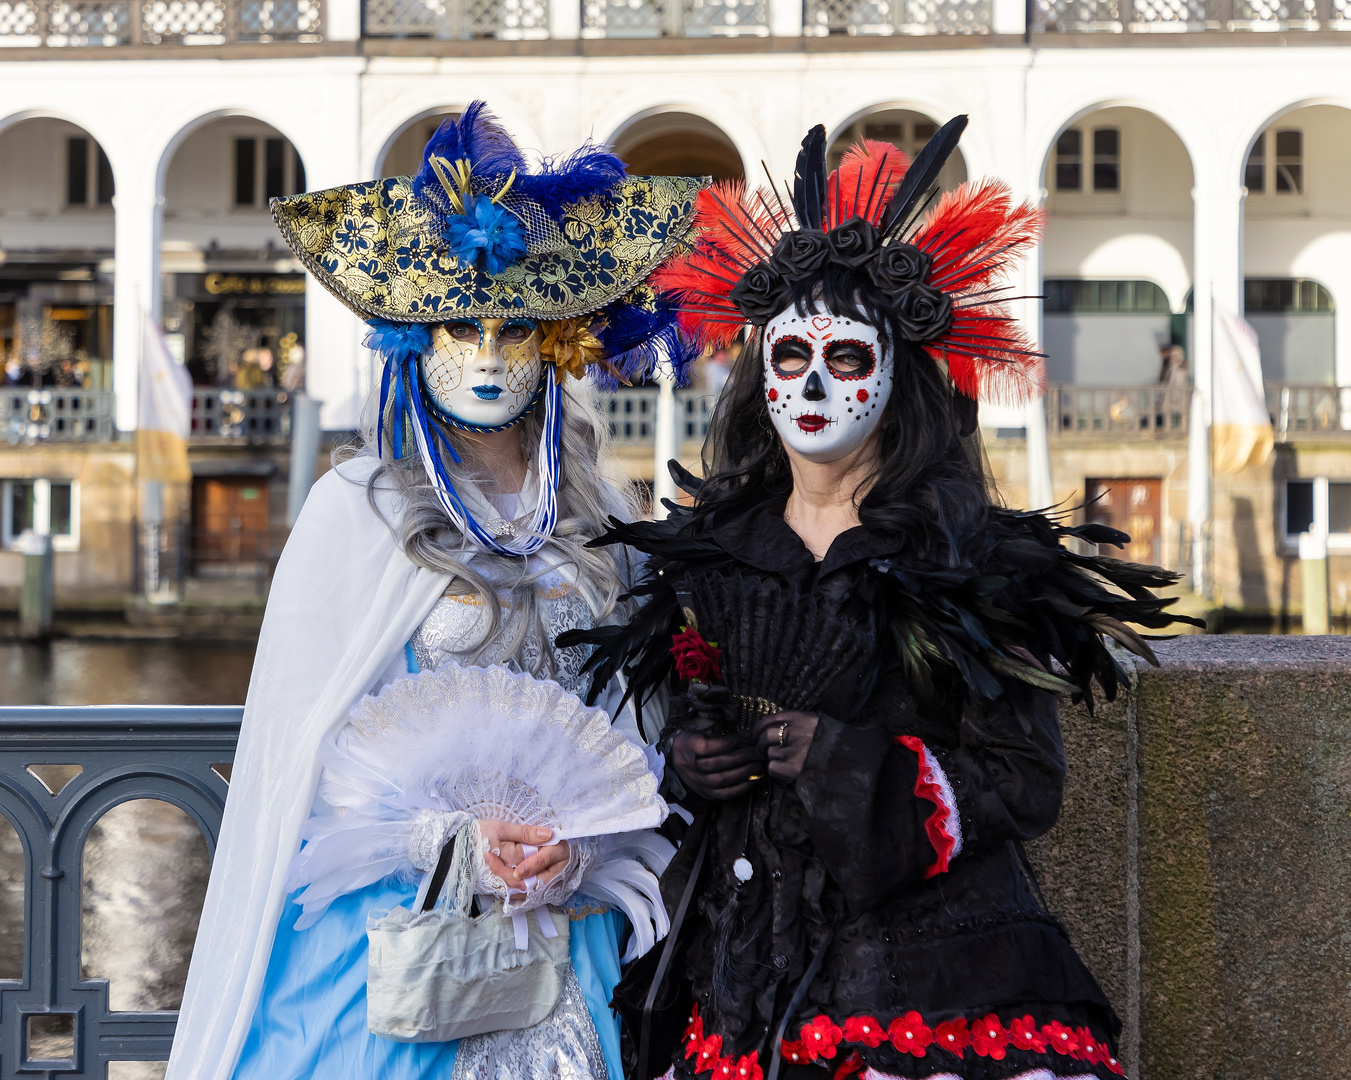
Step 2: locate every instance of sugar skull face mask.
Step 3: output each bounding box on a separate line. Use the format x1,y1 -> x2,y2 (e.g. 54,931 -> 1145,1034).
420,317 -> 544,430
763,307 -> 894,463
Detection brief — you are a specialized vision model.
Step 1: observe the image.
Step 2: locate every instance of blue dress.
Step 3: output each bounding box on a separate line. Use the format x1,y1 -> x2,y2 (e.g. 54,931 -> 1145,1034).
232,638 -> 631,1080
231,879 -> 627,1080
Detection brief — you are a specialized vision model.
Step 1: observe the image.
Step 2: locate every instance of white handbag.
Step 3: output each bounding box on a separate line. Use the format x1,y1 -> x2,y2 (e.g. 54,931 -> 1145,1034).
366,822 -> 572,1043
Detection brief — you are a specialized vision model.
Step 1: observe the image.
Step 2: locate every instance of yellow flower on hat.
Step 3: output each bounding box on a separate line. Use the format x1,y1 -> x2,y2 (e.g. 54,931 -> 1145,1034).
540,318 -> 607,382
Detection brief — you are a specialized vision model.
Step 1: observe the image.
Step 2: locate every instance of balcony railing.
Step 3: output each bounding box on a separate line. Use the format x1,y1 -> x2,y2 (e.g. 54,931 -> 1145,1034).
0,0 -> 322,46
363,0 -> 547,36
805,0 -> 989,34
605,388 -> 716,448
580,0 -> 766,36
190,389 -> 291,444
3,389 -> 115,445
1267,384 -> 1351,438
0,706 -> 239,1077
1046,384 -> 1191,440
1033,0 -> 1350,31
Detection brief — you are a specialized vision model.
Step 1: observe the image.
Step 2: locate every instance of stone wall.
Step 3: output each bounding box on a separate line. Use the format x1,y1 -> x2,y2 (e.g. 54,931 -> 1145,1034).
1027,635 -> 1351,1080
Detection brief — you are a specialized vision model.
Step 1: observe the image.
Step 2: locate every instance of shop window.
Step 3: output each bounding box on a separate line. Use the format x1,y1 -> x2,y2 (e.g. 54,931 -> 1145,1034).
1092,128 -> 1120,192
1286,480 -> 1314,536
1275,129 -> 1302,194
264,138 -> 286,202
234,136 -> 305,208
1245,133 -> 1266,193
234,138 -> 256,207
67,138 -> 114,208
1,479 -> 79,552
1285,478 -> 1351,548
1044,279 -> 1170,313
67,137 -> 87,206
1054,129 -> 1082,192
1245,278 -> 1333,313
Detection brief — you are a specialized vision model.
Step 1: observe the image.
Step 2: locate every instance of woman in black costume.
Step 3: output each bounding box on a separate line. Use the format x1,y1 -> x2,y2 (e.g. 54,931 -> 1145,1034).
562,117 -> 1194,1080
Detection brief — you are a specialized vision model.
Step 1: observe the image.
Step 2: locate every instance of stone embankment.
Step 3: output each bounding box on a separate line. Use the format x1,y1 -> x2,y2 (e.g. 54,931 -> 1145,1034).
1030,635 -> 1351,1080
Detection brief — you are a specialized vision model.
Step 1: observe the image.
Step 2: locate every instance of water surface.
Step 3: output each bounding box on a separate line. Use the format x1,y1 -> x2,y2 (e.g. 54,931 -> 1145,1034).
0,639 -> 255,705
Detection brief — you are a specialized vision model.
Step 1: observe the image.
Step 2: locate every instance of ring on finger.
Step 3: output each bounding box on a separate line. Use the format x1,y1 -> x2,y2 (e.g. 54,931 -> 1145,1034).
777,721 -> 789,748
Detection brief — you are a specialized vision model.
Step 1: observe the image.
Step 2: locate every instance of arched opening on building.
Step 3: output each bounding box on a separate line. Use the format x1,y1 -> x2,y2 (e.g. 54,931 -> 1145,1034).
377,109 -> 460,178
0,117 -> 116,391
610,113 -> 744,181
1041,106 -> 1195,388
826,108 -> 967,193
160,116 -> 308,392
1241,104 -> 1351,386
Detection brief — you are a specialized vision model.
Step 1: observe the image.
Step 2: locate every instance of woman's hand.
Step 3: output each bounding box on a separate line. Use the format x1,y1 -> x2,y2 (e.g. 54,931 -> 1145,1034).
753,712 -> 819,783
671,731 -> 763,801
478,820 -> 570,892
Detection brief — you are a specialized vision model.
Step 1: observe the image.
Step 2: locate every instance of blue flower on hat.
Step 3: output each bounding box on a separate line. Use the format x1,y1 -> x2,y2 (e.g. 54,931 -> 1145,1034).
442,194 -> 528,276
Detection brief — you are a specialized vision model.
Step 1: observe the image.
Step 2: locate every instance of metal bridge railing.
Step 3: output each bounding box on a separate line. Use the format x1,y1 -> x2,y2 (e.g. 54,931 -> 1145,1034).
0,707 -> 240,1076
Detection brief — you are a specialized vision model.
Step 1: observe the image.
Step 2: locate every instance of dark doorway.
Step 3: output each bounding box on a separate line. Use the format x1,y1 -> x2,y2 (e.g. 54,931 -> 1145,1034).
1085,477 -> 1163,564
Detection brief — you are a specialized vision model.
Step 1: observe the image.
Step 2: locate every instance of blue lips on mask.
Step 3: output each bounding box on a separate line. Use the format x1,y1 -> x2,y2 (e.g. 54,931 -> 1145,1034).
472,385 -> 503,400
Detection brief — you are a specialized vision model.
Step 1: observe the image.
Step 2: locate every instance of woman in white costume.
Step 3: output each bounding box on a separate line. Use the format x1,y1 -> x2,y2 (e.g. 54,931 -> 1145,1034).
165,103 -> 705,1080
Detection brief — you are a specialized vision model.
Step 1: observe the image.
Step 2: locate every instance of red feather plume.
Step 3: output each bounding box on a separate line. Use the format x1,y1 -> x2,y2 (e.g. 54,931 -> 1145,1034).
825,140 -> 909,229
911,178 -> 1047,406
650,179 -> 789,350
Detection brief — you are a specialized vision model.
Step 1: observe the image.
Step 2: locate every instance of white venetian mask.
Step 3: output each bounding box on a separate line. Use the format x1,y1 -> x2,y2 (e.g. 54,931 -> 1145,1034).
763,307 -> 893,463
420,317 -> 544,429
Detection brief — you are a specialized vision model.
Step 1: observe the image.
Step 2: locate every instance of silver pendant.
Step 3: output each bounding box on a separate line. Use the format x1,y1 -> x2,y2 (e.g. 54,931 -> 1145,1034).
733,856 -> 754,883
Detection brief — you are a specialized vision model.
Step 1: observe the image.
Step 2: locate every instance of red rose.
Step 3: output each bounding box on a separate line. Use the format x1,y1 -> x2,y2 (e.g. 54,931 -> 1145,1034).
734,1052 -> 763,1080
799,1016 -> 843,1060
691,1034 -> 723,1072
933,1017 -> 969,1059
1007,1015 -> 1047,1053
843,1016 -> 886,1048
887,1012 -> 932,1057
1041,1021 -> 1079,1057
970,1014 -> 1010,1060
671,626 -> 722,683
780,1040 -> 809,1066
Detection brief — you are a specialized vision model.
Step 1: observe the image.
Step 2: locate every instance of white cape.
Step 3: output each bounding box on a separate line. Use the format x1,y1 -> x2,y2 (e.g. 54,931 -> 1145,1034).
165,455 -> 649,1080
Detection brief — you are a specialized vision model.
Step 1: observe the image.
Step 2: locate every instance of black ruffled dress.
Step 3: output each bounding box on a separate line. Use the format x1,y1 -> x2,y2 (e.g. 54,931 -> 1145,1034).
563,492 -> 1193,1080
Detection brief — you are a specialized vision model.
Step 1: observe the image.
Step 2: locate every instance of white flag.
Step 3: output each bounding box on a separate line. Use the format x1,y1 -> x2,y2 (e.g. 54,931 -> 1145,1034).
1211,300 -> 1273,475
136,315 -> 193,483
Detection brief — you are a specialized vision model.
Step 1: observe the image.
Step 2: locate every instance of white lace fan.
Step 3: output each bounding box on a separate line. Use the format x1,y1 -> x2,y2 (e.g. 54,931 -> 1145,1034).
288,664 -> 671,952
325,663 -> 665,838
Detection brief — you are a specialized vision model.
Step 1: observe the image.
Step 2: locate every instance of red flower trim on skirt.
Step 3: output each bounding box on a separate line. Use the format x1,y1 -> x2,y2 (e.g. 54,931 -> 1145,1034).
896,735 -> 962,877
681,1005 -> 1124,1079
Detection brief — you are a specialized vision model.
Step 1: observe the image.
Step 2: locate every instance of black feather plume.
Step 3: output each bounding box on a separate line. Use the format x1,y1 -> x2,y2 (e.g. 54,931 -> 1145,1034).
558,501 -> 1205,725
880,114 -> 968,242
791,125 -> 827,231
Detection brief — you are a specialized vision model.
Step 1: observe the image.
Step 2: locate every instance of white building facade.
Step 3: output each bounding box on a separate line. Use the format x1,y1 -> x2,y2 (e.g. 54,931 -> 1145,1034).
2,3 -> 1351,612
